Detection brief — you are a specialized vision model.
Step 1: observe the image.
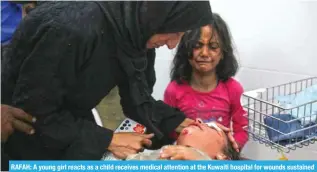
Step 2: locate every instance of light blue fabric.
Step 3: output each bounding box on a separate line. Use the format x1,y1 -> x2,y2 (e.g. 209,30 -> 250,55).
275,85 -> 317,126
1,1 -> 22,44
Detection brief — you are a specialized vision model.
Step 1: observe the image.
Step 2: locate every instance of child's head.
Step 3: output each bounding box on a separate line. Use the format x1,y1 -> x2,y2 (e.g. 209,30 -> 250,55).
171,13 -> 239,83
176,120 -> 241,160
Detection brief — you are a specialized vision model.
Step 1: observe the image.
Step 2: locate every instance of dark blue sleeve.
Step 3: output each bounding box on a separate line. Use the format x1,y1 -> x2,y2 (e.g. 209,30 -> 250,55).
1,1 -> 23,44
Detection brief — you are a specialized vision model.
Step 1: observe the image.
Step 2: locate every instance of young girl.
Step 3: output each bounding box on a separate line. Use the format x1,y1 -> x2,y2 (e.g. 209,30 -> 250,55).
164,13 -> 248,149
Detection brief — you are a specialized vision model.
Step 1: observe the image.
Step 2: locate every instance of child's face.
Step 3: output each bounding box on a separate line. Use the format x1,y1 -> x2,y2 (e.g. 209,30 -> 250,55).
176,120 -> 227,159
189,25 -> 221,73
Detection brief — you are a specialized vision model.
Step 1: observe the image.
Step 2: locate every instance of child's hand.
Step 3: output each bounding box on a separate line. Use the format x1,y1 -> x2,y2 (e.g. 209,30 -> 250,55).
213,122 -> 240,152
195,118 -> 240,153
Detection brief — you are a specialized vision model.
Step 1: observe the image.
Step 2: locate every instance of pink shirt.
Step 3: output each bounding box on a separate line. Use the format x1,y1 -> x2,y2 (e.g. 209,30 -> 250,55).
164,77 -> 248,148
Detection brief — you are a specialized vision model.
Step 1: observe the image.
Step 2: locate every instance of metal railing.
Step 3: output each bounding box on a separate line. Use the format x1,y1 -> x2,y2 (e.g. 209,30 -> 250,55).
242,77 -> 317,153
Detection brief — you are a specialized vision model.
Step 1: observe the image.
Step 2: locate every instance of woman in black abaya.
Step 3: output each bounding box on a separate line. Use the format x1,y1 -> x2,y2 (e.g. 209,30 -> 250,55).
1,1 -> 234,162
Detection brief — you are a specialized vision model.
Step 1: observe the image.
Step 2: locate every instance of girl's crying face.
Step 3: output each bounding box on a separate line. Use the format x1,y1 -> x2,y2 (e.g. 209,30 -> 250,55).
189,25 -> 222,74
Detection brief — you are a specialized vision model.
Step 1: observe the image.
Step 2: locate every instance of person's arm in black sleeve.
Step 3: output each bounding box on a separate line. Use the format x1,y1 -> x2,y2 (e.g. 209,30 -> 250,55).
11,24 -> 113,159
151,100 -> 186,134
144,49 -> 187,135
118,50 -> 187,137
118,84 -> 187,149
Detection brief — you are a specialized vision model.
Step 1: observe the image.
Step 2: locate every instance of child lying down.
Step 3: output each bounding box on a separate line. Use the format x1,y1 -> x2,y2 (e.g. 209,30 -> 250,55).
126,120 -> 241,160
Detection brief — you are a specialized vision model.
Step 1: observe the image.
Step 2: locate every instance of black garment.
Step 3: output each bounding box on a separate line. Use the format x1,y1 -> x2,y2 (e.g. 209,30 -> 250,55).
97,1 -> 213,139
1,1 -> 213,161
1,143 -> 10,171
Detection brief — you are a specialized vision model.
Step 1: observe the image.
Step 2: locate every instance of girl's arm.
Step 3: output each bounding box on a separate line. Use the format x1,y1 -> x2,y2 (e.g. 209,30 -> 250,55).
228,79 -> 249,149
231,100 -> 248,148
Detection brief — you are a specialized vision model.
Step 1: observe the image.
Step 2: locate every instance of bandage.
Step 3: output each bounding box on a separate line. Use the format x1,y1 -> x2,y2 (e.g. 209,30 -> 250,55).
205,122 -> 222,131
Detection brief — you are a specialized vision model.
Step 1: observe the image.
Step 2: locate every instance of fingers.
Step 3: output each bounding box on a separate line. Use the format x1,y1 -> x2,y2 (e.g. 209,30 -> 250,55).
176,118 -> 194,133
162,145 -> 179,152
226,133 -> 240,152
200,121 -> 240,153
137,133 -> 154,147
120,147 -> 137,157
124,133 -> 154,151
131,132 -> 154,138
170,154 -> 186,160
141,138 -> 152,147
112,147 -> 137,159
216,154 -> 227,160
142,133 -> 154,147
127,142 -> 142,152
227,132 -> 235,143
160,145 -> 201,160
160,145 -> 185,159
1,124 -> 14,142
10,107 -> 36,124
12,119 -> 35,135
233,142 -> 240,152
142,133 -> 155,139
160,146 -> 177,159
214,123 -> 230,132
112,152 -> 126,159
212,123 -> 239,152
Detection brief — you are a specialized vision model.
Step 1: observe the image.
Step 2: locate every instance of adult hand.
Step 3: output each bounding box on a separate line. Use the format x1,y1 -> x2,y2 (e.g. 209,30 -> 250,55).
175,118 -> 194,133
1,104 -> 36,142
108,132 -> 154,159
160,145 -> 210,160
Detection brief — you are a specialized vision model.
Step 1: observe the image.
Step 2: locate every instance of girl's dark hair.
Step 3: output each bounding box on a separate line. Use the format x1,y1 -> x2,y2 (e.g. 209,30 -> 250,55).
170,13 -> 239,83
223,136 -> 241,160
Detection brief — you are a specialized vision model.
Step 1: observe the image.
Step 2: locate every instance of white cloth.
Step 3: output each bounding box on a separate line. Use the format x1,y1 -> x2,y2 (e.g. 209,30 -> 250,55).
126,146 -> 212,160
